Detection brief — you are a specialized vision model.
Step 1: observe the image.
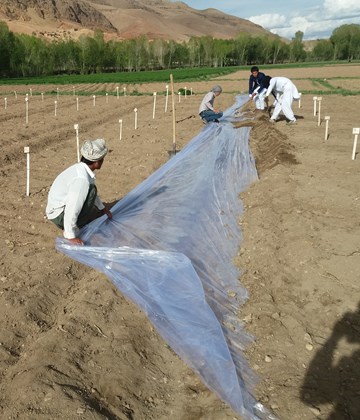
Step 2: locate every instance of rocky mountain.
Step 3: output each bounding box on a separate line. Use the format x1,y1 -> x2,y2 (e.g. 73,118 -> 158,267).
0,0 -> 275,41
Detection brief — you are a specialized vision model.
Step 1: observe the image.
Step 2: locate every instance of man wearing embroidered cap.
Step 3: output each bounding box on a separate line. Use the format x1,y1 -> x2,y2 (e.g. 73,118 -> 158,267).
46,139 -> 112,245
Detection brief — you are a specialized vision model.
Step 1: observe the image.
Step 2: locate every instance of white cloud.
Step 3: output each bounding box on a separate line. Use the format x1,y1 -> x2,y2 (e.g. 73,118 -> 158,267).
249,1 -> 360,40
248,13 -> 287,29
324,0 -> 360,13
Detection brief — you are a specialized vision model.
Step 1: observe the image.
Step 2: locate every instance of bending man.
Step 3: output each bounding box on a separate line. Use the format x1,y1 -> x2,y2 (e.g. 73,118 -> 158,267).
46,138 -> 112,245
248,66 -> 268,111
265,76 -> 300,124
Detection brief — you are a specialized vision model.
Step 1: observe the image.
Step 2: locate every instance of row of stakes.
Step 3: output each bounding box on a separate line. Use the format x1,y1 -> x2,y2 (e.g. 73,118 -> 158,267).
21,85 -> 194,195
311,95 -> 359,160
4,85 -> 193,124
20,90 -> 359,196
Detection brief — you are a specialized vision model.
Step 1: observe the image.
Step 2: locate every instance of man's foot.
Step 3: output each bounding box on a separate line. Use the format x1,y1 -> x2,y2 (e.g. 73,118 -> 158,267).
286,119 -> 297,125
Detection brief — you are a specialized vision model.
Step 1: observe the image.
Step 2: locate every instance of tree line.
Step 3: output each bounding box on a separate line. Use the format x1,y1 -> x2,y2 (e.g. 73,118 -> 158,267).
0,22 -> 360,78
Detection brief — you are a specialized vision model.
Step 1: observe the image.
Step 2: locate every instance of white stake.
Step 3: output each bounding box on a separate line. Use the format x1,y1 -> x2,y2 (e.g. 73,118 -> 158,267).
116,86 -> 119,99
165,84 -> 169,112
76,97 -> 79,111
106,93 -> 109,103
93,95 -> 96,107
324,116 -> 330,141
41,92 -> 44,102
313,96 -> 318,116
352,128 -> 360,160
54,100 -> 57,117
190,87 -> 193,96
298,92 -> 302,108
123,87 -> 126,97
178,92 -> 181,103
25,97 -> 29,124
30,88 -> 32,97
153,92 -> 157,119
74,124 -> 80,162
317,97 -> 322,126
119,119 -> 123,141
184,87 -> 187,99
14,91 -> 17,99
24,147 -> 30,196
134,108 -> 138,129
4,97 -> 7,109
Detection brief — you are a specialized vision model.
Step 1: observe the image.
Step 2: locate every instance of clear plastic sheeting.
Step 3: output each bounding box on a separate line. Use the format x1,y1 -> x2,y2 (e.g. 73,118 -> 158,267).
57,95 -> 276,419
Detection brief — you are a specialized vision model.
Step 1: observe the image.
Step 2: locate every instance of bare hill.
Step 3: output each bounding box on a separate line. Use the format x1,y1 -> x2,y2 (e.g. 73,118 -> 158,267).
0,0 -> 274,41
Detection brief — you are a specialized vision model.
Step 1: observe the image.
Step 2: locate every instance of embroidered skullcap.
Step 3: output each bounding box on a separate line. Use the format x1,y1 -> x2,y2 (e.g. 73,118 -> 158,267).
211,85 -> 222,93
80,139 -> 108,162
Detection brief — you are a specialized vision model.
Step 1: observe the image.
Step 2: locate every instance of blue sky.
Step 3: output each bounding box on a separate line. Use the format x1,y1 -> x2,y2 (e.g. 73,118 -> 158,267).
172,0 -> 360,40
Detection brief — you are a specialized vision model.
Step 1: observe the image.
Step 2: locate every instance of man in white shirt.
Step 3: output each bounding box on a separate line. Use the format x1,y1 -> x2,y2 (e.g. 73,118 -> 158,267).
199,85 -> 223,123
265,76 -> 300,124
46,138 -> 112,245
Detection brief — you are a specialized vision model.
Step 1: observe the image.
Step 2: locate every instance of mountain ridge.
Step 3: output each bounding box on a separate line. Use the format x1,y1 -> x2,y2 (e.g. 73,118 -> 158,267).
0,0 -> 276,42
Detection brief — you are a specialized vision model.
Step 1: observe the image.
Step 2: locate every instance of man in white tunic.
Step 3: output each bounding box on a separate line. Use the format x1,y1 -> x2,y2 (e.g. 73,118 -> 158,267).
46,139 -> 112,245
265,77 -> 300,124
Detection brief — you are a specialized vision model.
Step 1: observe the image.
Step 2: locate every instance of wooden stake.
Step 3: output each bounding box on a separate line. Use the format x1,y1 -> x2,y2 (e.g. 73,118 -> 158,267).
14,91 -> 17,99
134,108 -> 138,129
41,92 -> 44,102
56,87 -> 59,100
170,74 -> 176,155
313,96 -> 318,116
324,116 -> 330,141
116,86 -> 119,99
184,86 -> 187,99
298,92 -> 302,108
352,128 -> 360,160
317,97 -> 322,126
74,124 -> 80,162
106,93 -> 109,103
123,87 -> 126,97
165,84 -> 169,112
76,97 -> 79,111
24,146 -> 30,196
25,97 -> 29,124
119,119 -> 123,141
54,100 -> 57,117
4,97 -> 7,109
93,95 -> 96,107
30,88 -> 32,97
153,92 -> 157,119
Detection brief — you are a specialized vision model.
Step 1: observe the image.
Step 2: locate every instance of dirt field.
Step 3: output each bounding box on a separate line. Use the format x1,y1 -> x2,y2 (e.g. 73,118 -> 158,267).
1,65 -> 360,419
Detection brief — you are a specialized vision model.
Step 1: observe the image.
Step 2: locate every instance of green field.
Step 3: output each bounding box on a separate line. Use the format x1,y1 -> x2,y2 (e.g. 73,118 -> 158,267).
0,61 -> 359,86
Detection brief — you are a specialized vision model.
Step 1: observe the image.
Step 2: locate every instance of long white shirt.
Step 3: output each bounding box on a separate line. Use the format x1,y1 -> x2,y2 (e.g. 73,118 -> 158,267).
265,77 -> 300,100
199,91 -> 216,114
46,162 -> 104,239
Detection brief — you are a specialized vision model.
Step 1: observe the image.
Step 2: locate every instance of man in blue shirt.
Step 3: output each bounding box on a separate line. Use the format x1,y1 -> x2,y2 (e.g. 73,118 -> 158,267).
248,66 -> 268,111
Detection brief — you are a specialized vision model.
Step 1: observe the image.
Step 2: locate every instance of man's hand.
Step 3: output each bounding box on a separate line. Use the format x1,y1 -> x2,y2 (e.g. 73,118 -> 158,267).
102,208 -> 113,219
68,237 -> 84,246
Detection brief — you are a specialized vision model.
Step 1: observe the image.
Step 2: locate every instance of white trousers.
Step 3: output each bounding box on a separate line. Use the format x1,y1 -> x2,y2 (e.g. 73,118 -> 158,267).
271,84 -> 296,121
252,88 -> 266,110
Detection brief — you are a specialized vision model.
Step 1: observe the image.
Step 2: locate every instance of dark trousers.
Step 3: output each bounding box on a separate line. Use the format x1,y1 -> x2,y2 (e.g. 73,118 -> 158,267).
200,110 -> 223,122
50,184 -> 97,230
